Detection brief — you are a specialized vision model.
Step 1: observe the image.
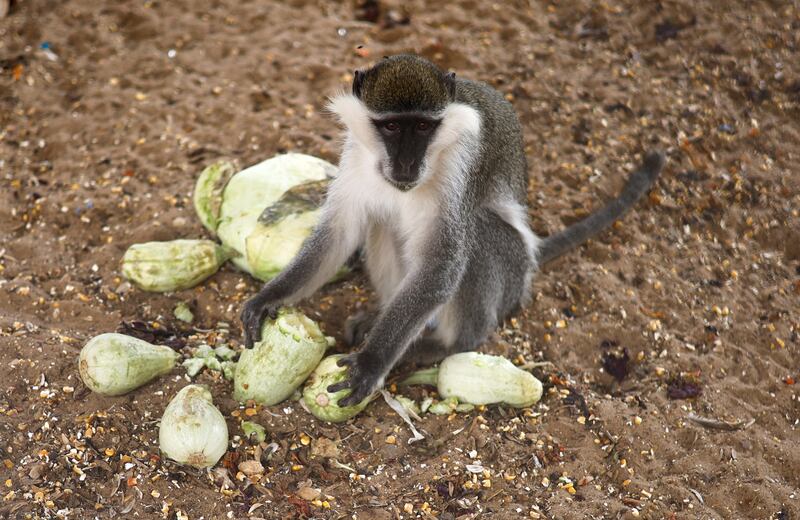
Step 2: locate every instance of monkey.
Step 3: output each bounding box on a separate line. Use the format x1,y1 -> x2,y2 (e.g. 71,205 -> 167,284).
240,54 -> 664,407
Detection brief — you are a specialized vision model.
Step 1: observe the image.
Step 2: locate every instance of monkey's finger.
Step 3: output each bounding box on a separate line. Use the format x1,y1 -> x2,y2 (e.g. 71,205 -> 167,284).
240,316 -> 254,347
327,380 -> 353,393
337,395 -> 357,407
338,389 -> 366,407
250,324 -> 263,345
243,320 -> 262,349
336,355 -> 355,367
267,306 -> 279,320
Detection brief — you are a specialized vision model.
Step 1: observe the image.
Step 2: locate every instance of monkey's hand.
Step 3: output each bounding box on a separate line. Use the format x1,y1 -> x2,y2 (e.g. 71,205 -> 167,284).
326,352 -> 383,407
240,295 -> 282,349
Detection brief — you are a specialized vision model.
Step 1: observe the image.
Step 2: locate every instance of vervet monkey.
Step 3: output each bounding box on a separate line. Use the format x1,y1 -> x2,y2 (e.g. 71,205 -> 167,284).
241,55 -> 664,406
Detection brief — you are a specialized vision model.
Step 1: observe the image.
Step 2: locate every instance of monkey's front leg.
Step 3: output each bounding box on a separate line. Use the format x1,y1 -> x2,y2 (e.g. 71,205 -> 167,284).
241,222 -> 358,347
329,233 -> 467,405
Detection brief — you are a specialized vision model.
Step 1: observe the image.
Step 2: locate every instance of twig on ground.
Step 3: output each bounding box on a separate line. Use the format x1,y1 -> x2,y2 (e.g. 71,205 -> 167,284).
687,413 -> 755,431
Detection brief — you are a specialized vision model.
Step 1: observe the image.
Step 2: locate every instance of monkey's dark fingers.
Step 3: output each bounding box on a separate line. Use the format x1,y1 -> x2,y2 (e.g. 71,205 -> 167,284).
245,323 -> 262,348
336,355 -> 356,367
242,322 -> 260,349
327,379 -> 353,394
241,314 -> 258,343
338,386 -> 370,407
240,302 -> 266,349
336,395 -> 359,407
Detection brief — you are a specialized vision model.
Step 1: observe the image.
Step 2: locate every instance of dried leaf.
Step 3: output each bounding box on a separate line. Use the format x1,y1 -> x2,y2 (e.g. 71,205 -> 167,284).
117,320 -> 185,349
310,437 -> 340,459
381,390 -> 424,444
602,348 -> 630,382
667,376 -> 702,399
687,413 -> 754,431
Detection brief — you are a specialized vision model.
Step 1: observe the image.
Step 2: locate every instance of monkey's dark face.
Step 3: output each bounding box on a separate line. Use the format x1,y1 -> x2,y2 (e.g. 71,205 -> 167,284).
371,114 -> 441,190
350,55 -> 457,190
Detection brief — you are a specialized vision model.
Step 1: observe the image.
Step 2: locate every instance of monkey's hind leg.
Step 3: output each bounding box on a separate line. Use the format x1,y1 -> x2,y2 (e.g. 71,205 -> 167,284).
398,304 -> 498,368
401,209 -> 534,368
399,336 -> 452,367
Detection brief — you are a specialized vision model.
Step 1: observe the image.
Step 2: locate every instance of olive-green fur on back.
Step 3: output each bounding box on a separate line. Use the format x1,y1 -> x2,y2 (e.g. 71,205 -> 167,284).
454,78 -> 529,206
360,55 -> 452,113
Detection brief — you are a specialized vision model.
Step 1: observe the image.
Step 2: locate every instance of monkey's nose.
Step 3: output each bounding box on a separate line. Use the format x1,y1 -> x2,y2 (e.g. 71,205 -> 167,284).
396,158 -> 416,181
398,157 -> 415,172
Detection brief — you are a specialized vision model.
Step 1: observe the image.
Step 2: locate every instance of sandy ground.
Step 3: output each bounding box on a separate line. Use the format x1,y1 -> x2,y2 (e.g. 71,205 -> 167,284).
1,0 -> 799,518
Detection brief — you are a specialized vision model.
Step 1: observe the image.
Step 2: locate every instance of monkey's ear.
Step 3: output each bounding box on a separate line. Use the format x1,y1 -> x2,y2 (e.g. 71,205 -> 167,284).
352,70 -> 365,98
445,72 -> 457,100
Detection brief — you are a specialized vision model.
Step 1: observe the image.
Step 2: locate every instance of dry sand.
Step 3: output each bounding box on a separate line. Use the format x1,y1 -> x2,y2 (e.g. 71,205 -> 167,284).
1,0 -> 799,518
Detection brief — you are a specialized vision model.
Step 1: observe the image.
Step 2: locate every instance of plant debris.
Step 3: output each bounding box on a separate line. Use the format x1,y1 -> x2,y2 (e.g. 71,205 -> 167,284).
117,321 -> 186,349
601,347 -> 630,382
666,374 -> 703,399
1,0 -> 797,518
687,413 -> 756,431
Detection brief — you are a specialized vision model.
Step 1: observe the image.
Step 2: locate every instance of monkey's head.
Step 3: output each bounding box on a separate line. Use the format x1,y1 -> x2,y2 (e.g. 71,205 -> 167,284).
351,55 -> 457,191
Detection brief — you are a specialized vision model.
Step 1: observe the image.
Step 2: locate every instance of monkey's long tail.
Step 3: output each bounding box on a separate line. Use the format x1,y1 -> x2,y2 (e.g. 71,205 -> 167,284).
537,151 -> 665,265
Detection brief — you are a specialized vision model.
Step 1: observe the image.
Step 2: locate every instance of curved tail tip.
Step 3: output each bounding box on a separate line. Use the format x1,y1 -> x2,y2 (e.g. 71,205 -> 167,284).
641,150 -> 666,179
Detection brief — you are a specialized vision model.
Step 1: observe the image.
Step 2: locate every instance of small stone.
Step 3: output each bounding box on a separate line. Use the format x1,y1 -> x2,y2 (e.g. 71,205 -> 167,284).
238,460 -> 264,476
310,437 -> 339,459
28,464 -> 45,480
297,486 -> 321,501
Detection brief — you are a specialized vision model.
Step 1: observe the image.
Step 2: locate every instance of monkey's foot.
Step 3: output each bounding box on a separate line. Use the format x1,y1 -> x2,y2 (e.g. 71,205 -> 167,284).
344,310 -> 377,346
240,296 -> 282,349
327,352 -> 383,406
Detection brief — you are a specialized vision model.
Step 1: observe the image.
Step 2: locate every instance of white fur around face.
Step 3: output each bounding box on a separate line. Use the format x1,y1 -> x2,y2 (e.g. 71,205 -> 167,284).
327,94 -> 383,155
326,94 -> 481,313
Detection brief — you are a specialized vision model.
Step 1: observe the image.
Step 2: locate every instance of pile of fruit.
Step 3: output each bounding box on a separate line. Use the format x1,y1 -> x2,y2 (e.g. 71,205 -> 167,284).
78,154 -> 543,469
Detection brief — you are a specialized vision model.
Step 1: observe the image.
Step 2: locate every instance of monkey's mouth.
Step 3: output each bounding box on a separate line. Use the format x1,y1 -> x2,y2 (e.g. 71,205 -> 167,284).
386,178 -> 417,192
378,161 -> 419,191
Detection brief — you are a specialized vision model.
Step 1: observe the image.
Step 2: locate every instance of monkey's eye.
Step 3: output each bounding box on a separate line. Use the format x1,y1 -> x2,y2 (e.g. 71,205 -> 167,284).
416,121 -> 430,131
383,122 -> 400,132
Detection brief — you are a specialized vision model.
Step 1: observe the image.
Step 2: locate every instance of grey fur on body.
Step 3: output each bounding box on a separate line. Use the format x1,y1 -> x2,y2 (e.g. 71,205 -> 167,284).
240,55 -> 664,406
